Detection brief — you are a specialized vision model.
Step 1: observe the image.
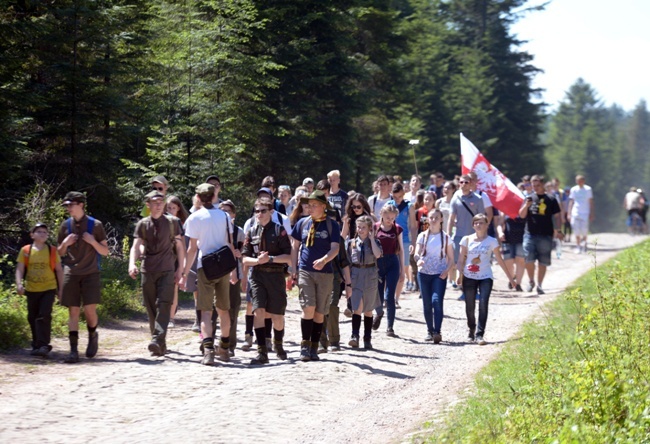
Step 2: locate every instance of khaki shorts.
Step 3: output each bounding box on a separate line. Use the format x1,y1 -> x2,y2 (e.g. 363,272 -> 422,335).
196,268 -> 230,312
61,272 -> 102,307
298,269 -> 333,315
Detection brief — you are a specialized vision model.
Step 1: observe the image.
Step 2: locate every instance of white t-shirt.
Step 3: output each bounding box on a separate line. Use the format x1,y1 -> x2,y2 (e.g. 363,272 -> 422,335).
372,195 -> 391,217
184,207 -> 233,269
460,234 -> 499,280
416,230 -> 450,275
243,211 -> 291,235
569,185 -> 593,219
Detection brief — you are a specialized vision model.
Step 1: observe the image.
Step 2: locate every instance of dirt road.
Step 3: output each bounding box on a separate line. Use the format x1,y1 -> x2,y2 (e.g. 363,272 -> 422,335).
0,233 -> 643,443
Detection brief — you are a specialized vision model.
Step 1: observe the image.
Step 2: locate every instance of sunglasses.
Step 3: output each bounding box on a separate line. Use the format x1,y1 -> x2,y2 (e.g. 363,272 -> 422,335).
254,209 -> 268,214
152,186 -> 164,191
351,205 -> 363,210
459,181 -> 469,184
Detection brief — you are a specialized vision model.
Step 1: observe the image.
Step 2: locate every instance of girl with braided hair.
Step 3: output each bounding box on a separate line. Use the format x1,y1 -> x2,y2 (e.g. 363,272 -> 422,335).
414,208 -> 454,343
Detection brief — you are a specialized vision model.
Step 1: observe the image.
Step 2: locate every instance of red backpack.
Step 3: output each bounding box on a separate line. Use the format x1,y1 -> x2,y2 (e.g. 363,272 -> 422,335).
21,244 -> 57,273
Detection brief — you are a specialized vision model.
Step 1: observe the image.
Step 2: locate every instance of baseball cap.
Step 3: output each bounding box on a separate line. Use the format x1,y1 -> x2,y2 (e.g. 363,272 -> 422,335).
31,222 -> 48,233
257,187 -> 273,197
206,175 -> 221,184
302,177 -> 314,186
151,175 -> 169,186
219,199 -> 236,213
62,191 -> 86,205
145,190 -> 166,202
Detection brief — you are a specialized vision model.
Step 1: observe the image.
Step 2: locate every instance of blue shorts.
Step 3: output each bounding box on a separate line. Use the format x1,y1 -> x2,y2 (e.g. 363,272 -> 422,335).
523,234 -> 553,266
501,242 -> 525,260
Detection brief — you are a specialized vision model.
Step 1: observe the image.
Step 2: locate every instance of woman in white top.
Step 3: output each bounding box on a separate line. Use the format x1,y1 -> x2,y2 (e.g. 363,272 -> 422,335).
436,180 -> 457,287
457,213 -> 516,345
414,209 -> 454,343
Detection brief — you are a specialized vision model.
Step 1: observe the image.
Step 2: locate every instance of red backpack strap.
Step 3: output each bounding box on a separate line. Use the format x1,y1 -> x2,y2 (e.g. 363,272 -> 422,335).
21,244 -> 32,270
48,244 -> 57,271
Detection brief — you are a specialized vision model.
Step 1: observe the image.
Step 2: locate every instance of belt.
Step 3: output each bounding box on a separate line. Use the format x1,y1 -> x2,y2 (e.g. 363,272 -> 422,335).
254,266 -> 285,273
351,263 -> 376,269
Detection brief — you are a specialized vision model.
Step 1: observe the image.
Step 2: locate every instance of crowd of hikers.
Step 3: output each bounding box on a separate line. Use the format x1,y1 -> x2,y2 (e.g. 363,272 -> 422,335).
15,169 -> 622,365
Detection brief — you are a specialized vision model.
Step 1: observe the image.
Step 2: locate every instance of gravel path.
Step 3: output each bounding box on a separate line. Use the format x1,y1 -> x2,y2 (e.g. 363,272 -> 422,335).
0,233 -> 644,443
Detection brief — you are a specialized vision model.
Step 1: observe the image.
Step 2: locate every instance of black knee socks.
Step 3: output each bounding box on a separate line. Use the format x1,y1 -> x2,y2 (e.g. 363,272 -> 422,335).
352,314 -> 361,336
69,331 -> 79,352
310,322 -> 323,344
245,315 -> 254,335
301,318 -> 314,342
273,328 -> 284,342
254,327 -> 266,347
265,318 -> 272,339
363,316 -> 373,339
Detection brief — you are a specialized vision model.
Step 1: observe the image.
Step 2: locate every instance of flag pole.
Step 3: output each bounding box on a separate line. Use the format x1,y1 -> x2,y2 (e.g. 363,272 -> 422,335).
409,139 -> 420,175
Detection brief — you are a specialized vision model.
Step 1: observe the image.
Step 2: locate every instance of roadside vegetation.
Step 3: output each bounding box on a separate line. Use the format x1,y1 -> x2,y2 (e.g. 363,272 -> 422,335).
426,239 -> 650,442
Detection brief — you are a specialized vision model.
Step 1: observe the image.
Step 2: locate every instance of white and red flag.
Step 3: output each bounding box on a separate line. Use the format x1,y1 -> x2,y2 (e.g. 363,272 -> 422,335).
460,133 -> 524,219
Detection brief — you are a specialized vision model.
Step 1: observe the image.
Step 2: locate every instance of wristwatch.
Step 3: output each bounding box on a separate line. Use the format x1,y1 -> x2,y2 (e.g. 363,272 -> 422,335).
268,256 -> 274,264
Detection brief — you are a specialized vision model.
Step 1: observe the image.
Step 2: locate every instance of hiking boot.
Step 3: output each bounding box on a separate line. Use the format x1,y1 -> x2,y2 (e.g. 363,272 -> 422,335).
250,346 -> 269,365
348,335 -> 359,348
216,346 -> 230,362
299,341 -> 311,362
86,332 -> 98,358
386,328 -> 396,337
274,341 -> 287,360
372,314 -> 383,331
363,338 -> 373,350
309,342 -> 320,361
63,351 -> 80,363
33,346 -> 51,358
30,348 -> 40,356
433,333 -> 442,344
425,332 -> 434,342
148,340 -> 163,357
476,335 -> 487,346
241,334 -> 253,351
201,348 -> 215,365
330,342 -> 341,352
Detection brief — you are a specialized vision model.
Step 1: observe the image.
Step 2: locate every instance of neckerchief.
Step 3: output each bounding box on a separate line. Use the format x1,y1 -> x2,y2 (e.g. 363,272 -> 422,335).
306,216 -> 326,247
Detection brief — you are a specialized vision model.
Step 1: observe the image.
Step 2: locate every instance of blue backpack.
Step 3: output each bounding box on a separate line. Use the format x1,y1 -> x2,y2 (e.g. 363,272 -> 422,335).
67,216 -> 101,270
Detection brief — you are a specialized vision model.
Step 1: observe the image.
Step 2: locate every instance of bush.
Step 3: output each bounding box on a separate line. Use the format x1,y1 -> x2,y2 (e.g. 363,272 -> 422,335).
432,239 -> 650,442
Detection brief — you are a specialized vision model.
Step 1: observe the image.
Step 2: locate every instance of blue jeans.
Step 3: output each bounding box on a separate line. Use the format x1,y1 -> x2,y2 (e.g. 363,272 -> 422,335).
375,254 -> 400,328
418,272 -> 447,334
462,277 -> 493,336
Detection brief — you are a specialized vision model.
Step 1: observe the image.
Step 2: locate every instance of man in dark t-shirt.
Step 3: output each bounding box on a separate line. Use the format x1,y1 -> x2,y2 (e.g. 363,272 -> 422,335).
291,190 -> 341,362
519,174 -> 563,295
129,191 -> 185,357
327,169 -> 348,220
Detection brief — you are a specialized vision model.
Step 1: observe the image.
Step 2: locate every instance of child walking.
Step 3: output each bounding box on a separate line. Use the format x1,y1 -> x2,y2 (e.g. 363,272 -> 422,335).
15,223 -> 64,357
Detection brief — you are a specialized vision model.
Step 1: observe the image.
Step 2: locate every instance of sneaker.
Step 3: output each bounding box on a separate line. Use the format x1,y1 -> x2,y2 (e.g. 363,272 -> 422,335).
168,320 -> 175,328
372,314 -> 383,331
433,333 -> 442,344
300,341 -> 311,362
386,328 -> 396,337
476,335 -> 487,345
424,332 -> 434,342
201,349 -> 215,366
363,338 -> 373,350
34,345 -> 51,358
574,246 -> 581,254
191,322 -> 200,333
330,342 -> 341,352
64,351 -> 80,363
309,342 -> 320,361
348,335 -> 360,348
30,348 -> 40,356
250,351 -> 269,365
467,328 -> 476,342
536,286 -> 545,295
395,302 -> 401,309
266,338 -> 274,353
241,334 -> 253,351
148,341 -> 163,357
526,281 -> 535,292
86,332 -> 98,358
216,347 -> 230,362
515,284 -> 523,292
343,308 -> 353,318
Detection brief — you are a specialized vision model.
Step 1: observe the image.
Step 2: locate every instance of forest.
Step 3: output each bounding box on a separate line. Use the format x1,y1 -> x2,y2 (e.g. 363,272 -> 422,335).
0,0 -> 647,248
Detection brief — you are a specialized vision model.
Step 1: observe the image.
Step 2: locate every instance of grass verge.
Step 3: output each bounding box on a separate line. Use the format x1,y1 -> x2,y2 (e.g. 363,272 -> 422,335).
424,239 -> 650,443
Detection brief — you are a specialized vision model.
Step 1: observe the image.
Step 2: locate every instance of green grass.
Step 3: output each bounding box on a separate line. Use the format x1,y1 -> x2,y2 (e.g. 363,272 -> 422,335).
425,240 -> 650,443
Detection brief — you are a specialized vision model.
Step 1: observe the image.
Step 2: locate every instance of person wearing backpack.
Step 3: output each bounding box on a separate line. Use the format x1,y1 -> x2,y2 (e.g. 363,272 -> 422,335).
129,191 -> 185,357
15,223 -> 64,358
57,191 -> 109,363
